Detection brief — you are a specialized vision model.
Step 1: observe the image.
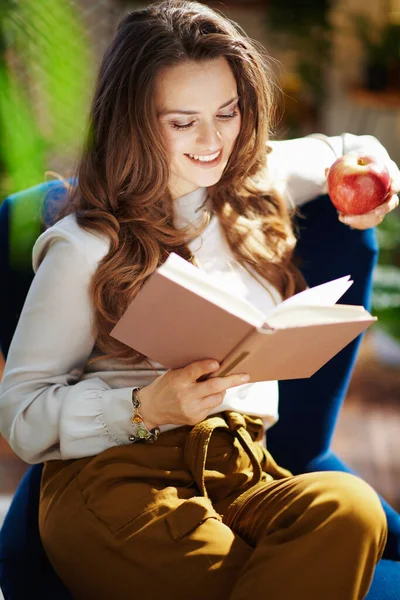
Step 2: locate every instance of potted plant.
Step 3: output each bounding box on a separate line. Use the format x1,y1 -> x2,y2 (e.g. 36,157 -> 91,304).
348,13 -> 400,91
264,0 -> 333,135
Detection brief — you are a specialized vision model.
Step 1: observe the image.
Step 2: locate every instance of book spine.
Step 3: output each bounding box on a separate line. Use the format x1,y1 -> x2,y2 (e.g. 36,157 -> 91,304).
210,328 -> 270,378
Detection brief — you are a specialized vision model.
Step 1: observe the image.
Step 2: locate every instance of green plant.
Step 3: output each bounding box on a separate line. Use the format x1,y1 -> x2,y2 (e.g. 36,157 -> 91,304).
372,212 -> 400,343
348,13 -> 400,70
265,0 -> 334,102
0,0 -> 92,268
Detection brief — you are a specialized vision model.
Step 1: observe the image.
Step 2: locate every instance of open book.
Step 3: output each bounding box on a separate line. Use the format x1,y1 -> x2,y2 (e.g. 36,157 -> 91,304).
110,253 -> 376,382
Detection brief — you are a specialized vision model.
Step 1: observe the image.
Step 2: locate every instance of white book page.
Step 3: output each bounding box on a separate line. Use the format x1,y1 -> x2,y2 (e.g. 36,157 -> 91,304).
266,304 -> 374,329
158,253 -> 265,327
266,275 -> 354,318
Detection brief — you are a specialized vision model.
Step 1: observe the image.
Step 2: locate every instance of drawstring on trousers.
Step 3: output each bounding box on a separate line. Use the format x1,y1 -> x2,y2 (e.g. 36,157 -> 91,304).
183,411 -> 264,498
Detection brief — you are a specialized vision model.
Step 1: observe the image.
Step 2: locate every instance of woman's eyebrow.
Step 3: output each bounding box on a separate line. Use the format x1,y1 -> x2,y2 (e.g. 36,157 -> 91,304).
159,96 -> 239,116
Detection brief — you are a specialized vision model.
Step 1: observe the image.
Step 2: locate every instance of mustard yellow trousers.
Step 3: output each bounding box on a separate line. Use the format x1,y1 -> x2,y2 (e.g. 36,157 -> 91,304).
39,412 -> 387,600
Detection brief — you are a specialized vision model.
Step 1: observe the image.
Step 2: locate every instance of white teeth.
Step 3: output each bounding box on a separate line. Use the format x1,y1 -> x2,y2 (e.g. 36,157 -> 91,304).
187,151 -> 221,162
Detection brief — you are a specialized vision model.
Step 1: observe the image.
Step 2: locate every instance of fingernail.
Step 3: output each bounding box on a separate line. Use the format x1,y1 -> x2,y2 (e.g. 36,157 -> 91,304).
241,374 -> 250,382
210,361 -> 219,369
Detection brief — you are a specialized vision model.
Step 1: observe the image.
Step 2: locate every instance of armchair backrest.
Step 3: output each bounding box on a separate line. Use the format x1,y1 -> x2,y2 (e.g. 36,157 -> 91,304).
0,180 -> 71,359
0,180 -> 74,598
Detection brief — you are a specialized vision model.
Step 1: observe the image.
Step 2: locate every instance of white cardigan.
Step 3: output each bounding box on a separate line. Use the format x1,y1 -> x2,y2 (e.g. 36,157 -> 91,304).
0,133 -> 393,463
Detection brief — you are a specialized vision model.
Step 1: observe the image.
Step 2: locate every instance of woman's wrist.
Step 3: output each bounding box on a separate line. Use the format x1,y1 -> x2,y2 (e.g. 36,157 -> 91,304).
136,385 -> 159,431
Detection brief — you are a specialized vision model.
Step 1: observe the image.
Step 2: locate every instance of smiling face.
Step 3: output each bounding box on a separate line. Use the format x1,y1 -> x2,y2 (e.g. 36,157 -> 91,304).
154,57 -> 242,200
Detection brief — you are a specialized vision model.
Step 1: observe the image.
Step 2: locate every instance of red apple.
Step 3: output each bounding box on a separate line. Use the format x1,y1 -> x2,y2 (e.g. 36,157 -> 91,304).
327,153 -> 391,215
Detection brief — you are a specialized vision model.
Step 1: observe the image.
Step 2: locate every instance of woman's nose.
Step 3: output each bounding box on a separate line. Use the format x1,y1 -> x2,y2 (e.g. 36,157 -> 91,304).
196,122 -> 222,150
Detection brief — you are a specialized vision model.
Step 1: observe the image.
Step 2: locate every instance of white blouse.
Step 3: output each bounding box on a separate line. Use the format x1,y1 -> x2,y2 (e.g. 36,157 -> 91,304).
0,133 -> 394,463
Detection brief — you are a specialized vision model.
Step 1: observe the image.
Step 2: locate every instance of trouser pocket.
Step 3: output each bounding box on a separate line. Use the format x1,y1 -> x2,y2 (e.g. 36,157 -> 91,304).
166,496 -> 222,541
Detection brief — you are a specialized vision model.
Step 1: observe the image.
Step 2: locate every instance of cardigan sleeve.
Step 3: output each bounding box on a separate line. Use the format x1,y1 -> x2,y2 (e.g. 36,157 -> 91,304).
0,217 -> 139,463
267,132 -> 396,207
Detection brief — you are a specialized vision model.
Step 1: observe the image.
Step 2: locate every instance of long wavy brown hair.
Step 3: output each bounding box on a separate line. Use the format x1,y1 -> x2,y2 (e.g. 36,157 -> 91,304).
50,0 -> 306,365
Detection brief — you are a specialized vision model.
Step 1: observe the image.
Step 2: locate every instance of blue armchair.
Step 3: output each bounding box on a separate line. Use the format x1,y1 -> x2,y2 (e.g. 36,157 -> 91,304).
0,181 -> 399,599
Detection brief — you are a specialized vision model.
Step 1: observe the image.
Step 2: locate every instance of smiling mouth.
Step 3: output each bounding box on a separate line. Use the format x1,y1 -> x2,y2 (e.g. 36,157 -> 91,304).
184,150 -> 222,167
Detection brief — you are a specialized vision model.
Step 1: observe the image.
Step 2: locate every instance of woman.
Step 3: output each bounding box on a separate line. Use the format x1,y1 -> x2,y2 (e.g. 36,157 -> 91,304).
0,1 -> 399,598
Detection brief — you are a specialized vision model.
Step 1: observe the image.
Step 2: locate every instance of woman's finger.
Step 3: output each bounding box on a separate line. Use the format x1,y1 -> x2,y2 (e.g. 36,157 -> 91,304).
196,372 -> 250,397
387,159 -> 400,193
338,194 -> 399,230
369,193 -> 399,219
200,391 -> 227,412
385,193 -> 400,212
179,359 -> 220,384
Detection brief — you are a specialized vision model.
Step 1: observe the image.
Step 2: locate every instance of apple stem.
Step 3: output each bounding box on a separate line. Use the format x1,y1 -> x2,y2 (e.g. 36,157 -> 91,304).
358,158 -> 365,166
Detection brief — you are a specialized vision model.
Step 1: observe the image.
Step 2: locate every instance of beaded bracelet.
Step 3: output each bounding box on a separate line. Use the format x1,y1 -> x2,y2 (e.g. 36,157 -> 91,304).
129,387 -> 160,443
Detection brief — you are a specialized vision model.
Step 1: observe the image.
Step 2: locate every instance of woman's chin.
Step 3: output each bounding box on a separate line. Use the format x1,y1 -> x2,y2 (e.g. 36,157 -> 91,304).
170,168 -> 225,198
190,169 -> 224,188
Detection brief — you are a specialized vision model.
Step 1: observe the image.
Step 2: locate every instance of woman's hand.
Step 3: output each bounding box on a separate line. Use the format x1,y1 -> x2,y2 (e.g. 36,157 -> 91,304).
338,192 -> 399,230
325,160 -> 400,230
137,359 -> 250,429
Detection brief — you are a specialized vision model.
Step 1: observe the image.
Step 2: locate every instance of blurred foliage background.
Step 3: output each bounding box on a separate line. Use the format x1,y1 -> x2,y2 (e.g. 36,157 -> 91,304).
0,0 -> 95,267
0,0 -> 92,198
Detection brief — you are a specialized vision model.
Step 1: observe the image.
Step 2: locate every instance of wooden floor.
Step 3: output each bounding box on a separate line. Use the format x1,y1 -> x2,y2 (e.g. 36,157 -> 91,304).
0,336 -> 399,510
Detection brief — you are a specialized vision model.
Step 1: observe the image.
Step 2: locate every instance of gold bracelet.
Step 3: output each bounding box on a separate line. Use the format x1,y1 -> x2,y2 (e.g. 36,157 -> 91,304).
129,387 -> 160,444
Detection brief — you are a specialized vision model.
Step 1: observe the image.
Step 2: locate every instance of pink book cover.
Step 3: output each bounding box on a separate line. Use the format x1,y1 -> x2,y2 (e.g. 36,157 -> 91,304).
110,270 -> 256,369
110,256 -> 376,382
212,318 -> 375,382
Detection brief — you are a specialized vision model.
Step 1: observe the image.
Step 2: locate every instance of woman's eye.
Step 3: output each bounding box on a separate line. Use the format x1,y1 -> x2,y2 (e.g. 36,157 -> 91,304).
171,109 -> 239,131
172,121 -> 196,130
218,110 -> 239,120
